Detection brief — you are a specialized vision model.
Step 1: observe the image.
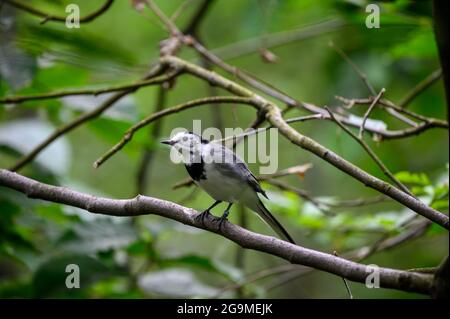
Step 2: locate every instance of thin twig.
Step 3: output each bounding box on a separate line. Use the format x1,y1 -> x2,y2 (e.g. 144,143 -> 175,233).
136,85 -> 167,195
325,106 -> 414,196
170,0 -> 196,23
212,19 -> 344,61
334,251 -> 354,299
399,69 -> 443,108
322,195 -> 389,208
359,88 -> 386,139
298,101 -> 447,140
145,0 -> 181,35
190,38 -> 299,107
336,96 -> 449,127
216,114 -> 324,145
0,77 -> 177,105
330,42 -> 417,127
265,178 -> 335,216
235,204 -> 248,298
329,41 -> 376,95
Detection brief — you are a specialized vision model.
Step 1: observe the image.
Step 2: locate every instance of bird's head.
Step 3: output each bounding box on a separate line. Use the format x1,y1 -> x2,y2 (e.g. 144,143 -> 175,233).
161,131 -> 209,155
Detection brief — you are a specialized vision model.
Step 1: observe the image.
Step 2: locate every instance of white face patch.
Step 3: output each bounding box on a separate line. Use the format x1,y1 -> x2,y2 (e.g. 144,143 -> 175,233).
172,132 -> 201,149
170,132 -> 203,164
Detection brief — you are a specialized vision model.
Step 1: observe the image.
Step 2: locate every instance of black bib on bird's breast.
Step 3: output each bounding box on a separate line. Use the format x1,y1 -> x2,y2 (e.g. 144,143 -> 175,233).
184,161 -> 206,181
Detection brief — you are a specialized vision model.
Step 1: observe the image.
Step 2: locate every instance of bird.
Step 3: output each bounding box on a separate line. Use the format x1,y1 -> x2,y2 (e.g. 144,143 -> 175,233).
161,131 -> 295,244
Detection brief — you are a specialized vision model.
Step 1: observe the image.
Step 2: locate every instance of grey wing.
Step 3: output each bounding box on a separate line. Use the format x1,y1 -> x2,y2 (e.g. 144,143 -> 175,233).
208,143 -> 268,199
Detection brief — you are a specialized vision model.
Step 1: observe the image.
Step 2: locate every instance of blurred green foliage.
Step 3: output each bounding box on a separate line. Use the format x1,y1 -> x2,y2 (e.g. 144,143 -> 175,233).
0,0 -> 448,298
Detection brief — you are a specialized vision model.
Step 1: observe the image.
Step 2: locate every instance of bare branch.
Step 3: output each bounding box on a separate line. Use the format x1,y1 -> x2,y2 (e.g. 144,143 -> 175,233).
399,69 -> 443,108
136,85 -> 167,194
329,41 -> 376,95
359,88 -> 386,139
323,195 -> 389,208
336,96 -> 449,128
325,106 -> 414,196
0,169 -> 434,295
170,0 -> 196,23
299,101 -> 447,140
212,19 -> 344,61
330,42 -> 418,127
189,38 -> 299,107
265,178 -> 335,216
0,76 -> 177,105
334,251 -> 354,299
144,0 -> 181,36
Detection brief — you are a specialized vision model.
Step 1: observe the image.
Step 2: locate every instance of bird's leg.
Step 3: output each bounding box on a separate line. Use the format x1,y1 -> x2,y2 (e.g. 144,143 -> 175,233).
217,203 -> 233,231
195,200 -> 221,225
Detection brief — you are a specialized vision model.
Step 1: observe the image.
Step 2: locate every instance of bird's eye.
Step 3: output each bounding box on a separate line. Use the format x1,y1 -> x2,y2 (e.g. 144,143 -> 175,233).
182,137 -> 188,142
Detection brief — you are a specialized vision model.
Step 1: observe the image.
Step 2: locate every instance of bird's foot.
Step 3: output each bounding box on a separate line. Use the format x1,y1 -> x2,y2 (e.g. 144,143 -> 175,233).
195,210 -> 210,225
217,216 -> 228,231
215,210 -> 230,232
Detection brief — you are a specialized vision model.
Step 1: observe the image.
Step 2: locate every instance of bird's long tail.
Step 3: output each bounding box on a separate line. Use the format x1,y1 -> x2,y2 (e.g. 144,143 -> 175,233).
252,198 -> 296,244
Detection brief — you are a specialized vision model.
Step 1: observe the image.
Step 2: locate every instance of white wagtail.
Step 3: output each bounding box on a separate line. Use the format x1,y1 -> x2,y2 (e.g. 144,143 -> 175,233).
162,131 -> 295,244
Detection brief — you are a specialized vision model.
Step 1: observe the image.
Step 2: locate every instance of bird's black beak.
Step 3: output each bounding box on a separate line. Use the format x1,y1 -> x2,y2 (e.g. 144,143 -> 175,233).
161,139 -> 175,146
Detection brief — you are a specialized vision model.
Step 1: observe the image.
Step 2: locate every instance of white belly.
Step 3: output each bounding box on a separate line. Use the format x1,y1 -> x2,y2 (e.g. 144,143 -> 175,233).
197,163 -> 247,202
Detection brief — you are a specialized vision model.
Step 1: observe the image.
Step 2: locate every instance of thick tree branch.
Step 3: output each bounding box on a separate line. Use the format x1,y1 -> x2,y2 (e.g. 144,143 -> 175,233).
0,169 -> 434,295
